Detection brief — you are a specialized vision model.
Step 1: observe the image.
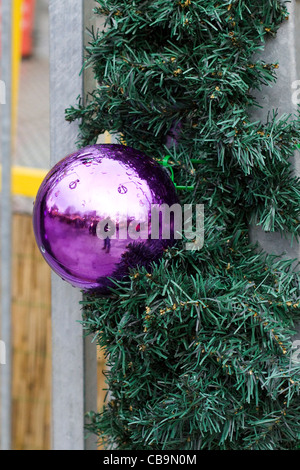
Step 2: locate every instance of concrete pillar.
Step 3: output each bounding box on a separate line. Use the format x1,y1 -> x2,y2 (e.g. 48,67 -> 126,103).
249,2 -> 300,339
49,0 -> 97,450
0,0 -> 13,452
250,2 -> 299,260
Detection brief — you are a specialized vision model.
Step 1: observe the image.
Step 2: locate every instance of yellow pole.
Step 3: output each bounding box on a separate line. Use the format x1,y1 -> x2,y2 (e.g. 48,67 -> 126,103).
11,0 -> 23,147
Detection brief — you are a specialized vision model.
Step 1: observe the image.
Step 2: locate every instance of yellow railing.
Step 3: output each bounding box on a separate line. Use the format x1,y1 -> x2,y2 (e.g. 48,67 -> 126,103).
0,166 -> 48,198
0,133 -> 114,198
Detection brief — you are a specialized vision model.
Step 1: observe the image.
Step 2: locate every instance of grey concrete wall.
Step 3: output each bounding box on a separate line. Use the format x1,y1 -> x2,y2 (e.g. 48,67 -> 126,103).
249,1 -> 300,340
250,1 -> 300,260
49,0 -> 97,450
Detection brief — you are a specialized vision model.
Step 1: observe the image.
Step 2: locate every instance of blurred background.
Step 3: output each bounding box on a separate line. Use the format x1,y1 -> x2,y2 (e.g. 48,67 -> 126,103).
0,0 -> 106,450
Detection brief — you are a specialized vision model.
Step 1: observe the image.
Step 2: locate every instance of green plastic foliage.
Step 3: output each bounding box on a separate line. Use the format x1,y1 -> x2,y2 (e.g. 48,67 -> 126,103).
67,0 -> 300,450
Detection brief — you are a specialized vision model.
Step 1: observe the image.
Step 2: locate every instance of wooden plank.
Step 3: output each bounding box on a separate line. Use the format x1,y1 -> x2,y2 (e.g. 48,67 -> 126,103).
11,214 -> 52,450
10,214 -> 107,450
49,0 -> 97,450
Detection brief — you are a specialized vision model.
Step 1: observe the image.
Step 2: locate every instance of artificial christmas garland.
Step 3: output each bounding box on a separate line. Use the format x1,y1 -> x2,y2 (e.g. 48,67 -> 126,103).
66,0 -> 300,450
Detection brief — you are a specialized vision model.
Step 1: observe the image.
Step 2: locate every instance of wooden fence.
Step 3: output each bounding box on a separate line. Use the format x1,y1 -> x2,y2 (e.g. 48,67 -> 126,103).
11,213 -> 106,450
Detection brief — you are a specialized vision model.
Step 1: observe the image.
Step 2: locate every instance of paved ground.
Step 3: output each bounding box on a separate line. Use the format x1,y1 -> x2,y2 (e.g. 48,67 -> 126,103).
12,0 -> 50,213
16,0 -> 50,170
12,1 -> 112,214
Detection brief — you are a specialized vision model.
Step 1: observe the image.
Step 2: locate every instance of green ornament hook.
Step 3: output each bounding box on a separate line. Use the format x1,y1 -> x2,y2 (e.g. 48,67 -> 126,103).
160,155 -> 204,191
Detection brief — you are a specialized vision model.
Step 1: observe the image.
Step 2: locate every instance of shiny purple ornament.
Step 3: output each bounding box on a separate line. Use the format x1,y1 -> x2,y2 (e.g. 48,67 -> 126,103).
33,144 -> 179,292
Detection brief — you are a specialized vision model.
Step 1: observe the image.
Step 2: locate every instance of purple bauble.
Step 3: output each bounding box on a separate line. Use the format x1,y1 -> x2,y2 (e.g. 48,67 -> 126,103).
33,144 -> 179,292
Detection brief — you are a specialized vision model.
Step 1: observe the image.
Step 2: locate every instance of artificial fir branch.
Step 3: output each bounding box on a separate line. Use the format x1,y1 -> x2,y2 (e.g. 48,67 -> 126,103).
67,0 -> 300,450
